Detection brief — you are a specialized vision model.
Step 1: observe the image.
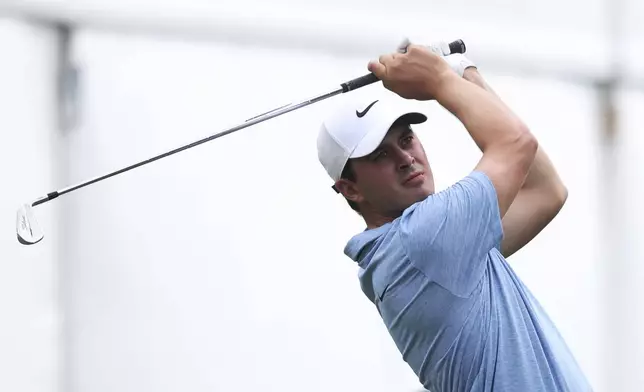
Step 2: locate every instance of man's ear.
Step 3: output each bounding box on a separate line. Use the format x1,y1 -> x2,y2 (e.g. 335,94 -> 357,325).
334,179 -> 363,204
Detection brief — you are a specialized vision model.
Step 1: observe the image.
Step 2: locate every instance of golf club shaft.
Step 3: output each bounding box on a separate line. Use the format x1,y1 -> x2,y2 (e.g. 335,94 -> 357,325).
33,86 -> 346,207
31,39 -> 466,207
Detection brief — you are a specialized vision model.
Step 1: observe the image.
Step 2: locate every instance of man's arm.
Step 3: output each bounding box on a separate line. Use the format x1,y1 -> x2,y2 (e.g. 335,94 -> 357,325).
430,69 -> 538,219
462,67 -> 568,258
369,44 -> 538,218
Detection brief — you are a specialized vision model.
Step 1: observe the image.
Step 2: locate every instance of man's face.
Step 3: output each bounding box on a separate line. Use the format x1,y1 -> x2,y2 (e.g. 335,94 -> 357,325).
339,123 -> 435,218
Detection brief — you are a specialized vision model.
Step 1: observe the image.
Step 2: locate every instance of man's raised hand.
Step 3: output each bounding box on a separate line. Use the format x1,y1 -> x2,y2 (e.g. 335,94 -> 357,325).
367,44 -> 456,101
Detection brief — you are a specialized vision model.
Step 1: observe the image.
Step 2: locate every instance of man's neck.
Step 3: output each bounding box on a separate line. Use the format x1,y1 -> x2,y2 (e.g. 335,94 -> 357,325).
362,209 -> 400,230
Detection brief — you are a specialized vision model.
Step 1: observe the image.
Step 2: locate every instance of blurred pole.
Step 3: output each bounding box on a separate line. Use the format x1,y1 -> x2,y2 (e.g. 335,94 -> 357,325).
53,21 -> 78,392
598,0 -> 616,386
597,80 -> 619,392
55,23 -> 79,133
598,0 -> 638,387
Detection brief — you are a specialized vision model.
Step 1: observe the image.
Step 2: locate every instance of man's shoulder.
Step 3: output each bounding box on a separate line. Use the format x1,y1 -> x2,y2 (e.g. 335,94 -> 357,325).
405,171 -> 496,211
344,221 -> 402,262
399,170 -> 499,238
346,222 -> 417,303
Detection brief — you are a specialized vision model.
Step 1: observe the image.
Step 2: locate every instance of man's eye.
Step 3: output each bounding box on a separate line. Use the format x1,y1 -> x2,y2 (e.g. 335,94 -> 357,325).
402,136 -> 414,145
372,151 -> 387,160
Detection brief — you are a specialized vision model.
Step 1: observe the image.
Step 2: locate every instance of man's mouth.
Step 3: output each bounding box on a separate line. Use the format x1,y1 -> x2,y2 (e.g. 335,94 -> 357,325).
403,172 -> 424,185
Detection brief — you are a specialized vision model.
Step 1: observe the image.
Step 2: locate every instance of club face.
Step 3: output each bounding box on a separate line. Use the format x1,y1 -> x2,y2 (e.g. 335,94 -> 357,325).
16,203 -> 44,245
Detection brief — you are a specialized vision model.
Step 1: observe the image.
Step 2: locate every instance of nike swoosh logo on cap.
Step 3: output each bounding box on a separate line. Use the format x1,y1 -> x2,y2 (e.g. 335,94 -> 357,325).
356,100 -> 379,118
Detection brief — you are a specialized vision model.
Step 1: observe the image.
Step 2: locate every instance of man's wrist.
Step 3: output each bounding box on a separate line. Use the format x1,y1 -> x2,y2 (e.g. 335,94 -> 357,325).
432,70 -> 466,102
463,67 -> 482,83
462,67 -> 497,95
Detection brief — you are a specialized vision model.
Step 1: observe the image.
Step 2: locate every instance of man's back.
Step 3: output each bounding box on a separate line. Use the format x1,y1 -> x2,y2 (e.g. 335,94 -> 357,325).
345,172 -> 592,391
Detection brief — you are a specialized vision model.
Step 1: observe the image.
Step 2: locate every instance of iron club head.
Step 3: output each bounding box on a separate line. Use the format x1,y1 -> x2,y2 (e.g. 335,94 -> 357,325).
16,203 -> 44,245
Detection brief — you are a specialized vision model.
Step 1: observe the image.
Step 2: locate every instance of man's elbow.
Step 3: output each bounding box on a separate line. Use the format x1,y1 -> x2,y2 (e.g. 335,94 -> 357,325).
552,182 -> 568,211
540,176 -> 568,219
514,123 -> 539,170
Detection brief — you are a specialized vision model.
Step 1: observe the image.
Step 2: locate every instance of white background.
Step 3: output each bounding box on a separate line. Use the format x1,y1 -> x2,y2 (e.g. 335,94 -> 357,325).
1,0 -> 643,391
0,19 -> 61,392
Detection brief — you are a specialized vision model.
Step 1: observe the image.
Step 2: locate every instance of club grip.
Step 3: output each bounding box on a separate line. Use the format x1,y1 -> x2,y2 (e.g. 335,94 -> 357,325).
341,73 -> 379,93
449,39 -> 466,54
340,39 -> 466,93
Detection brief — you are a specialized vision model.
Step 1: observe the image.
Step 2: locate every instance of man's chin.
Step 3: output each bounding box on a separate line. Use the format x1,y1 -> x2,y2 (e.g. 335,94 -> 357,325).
410,183 -> 434,199
396,190 -> 432,213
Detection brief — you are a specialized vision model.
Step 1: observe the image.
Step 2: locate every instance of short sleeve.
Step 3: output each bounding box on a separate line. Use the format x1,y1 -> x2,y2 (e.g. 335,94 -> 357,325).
399,171 -> 504,296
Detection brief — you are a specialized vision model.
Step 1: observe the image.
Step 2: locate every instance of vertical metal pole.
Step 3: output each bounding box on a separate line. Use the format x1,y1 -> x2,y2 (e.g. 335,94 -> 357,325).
599,0 -> 626,387
597,76 -> 619,392
54,22 -> 78,392
56,23 -> 79,133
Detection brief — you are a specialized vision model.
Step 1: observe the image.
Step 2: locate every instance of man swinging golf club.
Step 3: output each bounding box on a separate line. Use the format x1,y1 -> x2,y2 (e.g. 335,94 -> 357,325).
316,41 -> 594,391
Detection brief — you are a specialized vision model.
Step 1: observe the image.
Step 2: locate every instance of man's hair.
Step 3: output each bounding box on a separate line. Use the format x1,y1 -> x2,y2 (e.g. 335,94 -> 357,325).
340,160 -> 361,214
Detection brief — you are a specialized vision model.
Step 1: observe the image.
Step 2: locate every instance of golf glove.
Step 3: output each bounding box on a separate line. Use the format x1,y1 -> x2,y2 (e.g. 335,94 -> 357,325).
443,53 -> 477,77
396,38 -> 477,77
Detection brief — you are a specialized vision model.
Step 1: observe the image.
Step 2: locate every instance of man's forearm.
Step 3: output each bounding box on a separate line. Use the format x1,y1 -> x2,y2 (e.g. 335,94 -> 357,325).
462,68 -> 566,194
433,70 -> 533,155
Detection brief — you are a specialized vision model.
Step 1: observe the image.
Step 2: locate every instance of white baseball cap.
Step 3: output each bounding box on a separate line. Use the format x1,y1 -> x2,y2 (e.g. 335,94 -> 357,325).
317,94 -> 427,184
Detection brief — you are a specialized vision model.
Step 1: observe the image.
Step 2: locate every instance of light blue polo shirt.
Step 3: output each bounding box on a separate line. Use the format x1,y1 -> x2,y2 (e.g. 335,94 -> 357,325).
345,171 -> 593,391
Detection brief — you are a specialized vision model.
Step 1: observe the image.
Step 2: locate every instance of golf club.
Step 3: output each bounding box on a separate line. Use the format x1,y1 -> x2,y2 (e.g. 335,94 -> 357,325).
16,39 -> 466,245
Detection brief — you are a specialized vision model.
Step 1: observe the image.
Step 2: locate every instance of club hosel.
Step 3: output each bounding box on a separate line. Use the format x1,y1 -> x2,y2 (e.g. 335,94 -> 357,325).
32,192 -> 59,207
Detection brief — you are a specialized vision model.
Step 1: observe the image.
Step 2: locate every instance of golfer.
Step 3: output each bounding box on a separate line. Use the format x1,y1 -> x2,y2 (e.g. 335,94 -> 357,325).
316,42 -> 593,391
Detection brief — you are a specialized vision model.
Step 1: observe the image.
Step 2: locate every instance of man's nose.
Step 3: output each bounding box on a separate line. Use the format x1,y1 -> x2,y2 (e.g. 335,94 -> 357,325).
397,151 -> 415,170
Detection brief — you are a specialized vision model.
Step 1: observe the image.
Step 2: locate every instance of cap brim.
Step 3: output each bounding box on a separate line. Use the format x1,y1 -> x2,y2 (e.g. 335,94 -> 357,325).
349,112 -> 427,158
